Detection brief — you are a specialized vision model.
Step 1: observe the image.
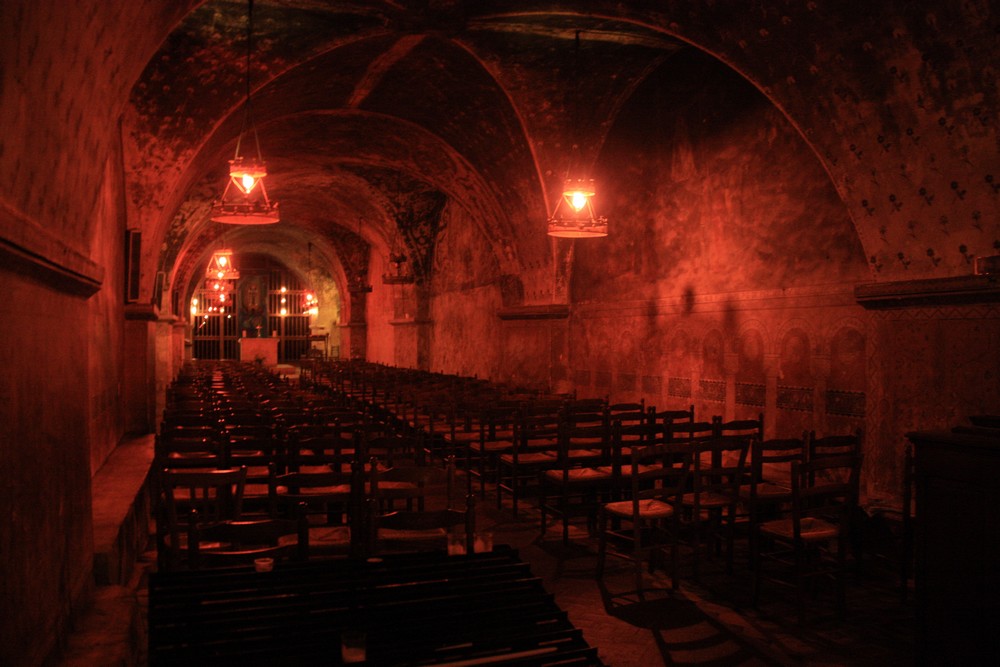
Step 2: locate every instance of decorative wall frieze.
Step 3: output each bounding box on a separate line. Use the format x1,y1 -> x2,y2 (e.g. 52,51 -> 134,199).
777,385 -> 814,412
826,389 -> 866,417
736,382 -> 766,407
855,275 -> 1000,309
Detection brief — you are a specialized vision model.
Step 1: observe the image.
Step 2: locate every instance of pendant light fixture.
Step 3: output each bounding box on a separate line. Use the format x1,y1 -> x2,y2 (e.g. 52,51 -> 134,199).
547,31 -> 607,239
210,0 -> 279,225
206,247 -> 239,281
546,176 -> 607,238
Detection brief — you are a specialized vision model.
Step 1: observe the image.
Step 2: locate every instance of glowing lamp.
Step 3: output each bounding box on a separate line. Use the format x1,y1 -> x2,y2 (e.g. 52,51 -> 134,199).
547,178 -> 607,238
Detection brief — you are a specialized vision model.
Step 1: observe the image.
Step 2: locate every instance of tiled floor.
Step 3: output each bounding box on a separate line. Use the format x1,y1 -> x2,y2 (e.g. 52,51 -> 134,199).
62,469 -> 914,667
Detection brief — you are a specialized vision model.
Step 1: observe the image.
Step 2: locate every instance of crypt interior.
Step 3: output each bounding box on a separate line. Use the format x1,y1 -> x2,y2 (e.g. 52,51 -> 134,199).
1,1 -> 998,665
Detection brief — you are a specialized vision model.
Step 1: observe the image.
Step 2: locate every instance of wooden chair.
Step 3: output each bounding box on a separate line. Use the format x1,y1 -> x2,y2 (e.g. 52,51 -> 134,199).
752,453 -> 862,621
268,461 -> 367,558
596,436 -> 692,591
222,434 -> 281,514
188,503 -> 310,569
741,436 -> 807,575
680,425 -> 751,579
808,429 -> 863,461
370,455 -> 456,512
497,403 -> 562,517
538,407 -> 611,544
370,495 -> 476,556
154,433 -> 224,470
467,401 -> 520,499
155,466 -> 248,570
285,430 -> 357,473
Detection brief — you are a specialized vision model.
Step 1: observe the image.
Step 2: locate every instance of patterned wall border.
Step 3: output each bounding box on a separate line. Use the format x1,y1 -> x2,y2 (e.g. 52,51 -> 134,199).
868,304 -> 1000,321
826,389 -> 866,417
736,382 -> 766,407
777,385 -> 814,412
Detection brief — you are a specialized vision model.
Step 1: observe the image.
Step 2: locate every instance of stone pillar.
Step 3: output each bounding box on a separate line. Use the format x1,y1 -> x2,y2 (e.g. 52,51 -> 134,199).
723,352 -> 740,422
342,289 -> 368,360
763,353 -> 781,439
415,283 -> 433,371
153,316 -> 177,430
812,354 -> 832,436
124,304 -> 157,434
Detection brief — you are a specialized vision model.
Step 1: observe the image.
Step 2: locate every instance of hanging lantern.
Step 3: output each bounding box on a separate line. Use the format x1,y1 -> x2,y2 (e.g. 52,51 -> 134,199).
206,248 -> 240,281
209,0 -> 279,225
547,178 -> 608,238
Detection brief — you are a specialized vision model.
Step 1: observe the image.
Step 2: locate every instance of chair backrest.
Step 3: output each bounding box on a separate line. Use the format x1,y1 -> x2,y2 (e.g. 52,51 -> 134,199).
715,414 -> 763,445
188,504 -> 310,569
790,454 -> 861,536
689,432 -> 750,499
669,419 -> 716,444
554,404 -> 609,465
477,402 -> 520,441
159,467 -> 248,524
750,436 -> 806,490
223,434 -> 279,466
650,405 -> 695,432
608,399 -> 646,427
371,456 -> 456,510
156,466 -> 248,570
371,493 -> 476,556
155,434 -> 224,469
286,431 -> 357,472
628,441 -> 691,507
807,429 -> 862,485
808,429 -> 863,460
515,405 -> 562,453
268,463 -> 362,512
362,432 -> 426,468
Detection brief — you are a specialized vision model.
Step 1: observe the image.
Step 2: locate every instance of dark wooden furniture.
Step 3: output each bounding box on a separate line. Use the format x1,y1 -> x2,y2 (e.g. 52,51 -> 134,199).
149,545 -> 603,666
907,429 -> 1000,666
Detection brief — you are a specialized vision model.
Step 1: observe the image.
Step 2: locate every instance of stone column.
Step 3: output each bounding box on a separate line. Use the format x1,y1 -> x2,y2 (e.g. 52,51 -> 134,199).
723,352 -> 740,422
342,289 -> 368,360
124,303 -> 157,433
812,354 -> 831,436
763,353 -> 781,440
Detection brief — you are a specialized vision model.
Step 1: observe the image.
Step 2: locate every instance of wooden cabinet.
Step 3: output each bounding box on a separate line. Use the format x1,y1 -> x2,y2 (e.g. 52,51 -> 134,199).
907,429 -> 1000,665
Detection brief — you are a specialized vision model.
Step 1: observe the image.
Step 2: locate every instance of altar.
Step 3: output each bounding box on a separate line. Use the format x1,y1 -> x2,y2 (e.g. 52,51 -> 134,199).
239,337 -> 278,366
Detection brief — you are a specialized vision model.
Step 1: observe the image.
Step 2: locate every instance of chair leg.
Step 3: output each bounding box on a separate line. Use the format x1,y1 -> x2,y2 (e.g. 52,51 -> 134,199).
725,505 -> 736,575
596,509 -> 607,578
691,512 -> 702,581
670,528 -> 680,591
633,521 -> 644,593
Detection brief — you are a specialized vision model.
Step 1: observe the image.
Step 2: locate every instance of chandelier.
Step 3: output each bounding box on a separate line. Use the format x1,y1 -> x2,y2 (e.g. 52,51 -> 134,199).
546,178 -> 607,238
210,0 -> 279,225
546,31 -> 607,239
206,248 -> 240,281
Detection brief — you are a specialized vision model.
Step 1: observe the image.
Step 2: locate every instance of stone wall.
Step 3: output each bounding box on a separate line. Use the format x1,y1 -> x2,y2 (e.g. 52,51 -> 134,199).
0,269 -> 96,666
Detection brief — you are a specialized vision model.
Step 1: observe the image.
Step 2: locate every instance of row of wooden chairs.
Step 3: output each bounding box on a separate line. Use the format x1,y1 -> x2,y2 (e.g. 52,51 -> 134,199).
304,366 -> 861,620
155,453 -> 477,571
591,421 -> 863,621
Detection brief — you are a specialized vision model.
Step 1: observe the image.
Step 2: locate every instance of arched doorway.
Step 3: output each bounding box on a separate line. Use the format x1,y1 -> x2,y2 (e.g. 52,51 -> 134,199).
189,253 -> 338,362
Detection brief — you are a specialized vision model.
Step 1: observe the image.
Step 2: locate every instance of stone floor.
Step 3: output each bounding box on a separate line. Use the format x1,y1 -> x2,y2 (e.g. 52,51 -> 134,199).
60,469 -> 914,667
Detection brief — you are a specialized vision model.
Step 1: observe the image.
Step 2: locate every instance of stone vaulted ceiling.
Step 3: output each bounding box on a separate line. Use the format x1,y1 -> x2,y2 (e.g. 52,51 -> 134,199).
122,0 -> 999,309
124,0 -> 689,303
